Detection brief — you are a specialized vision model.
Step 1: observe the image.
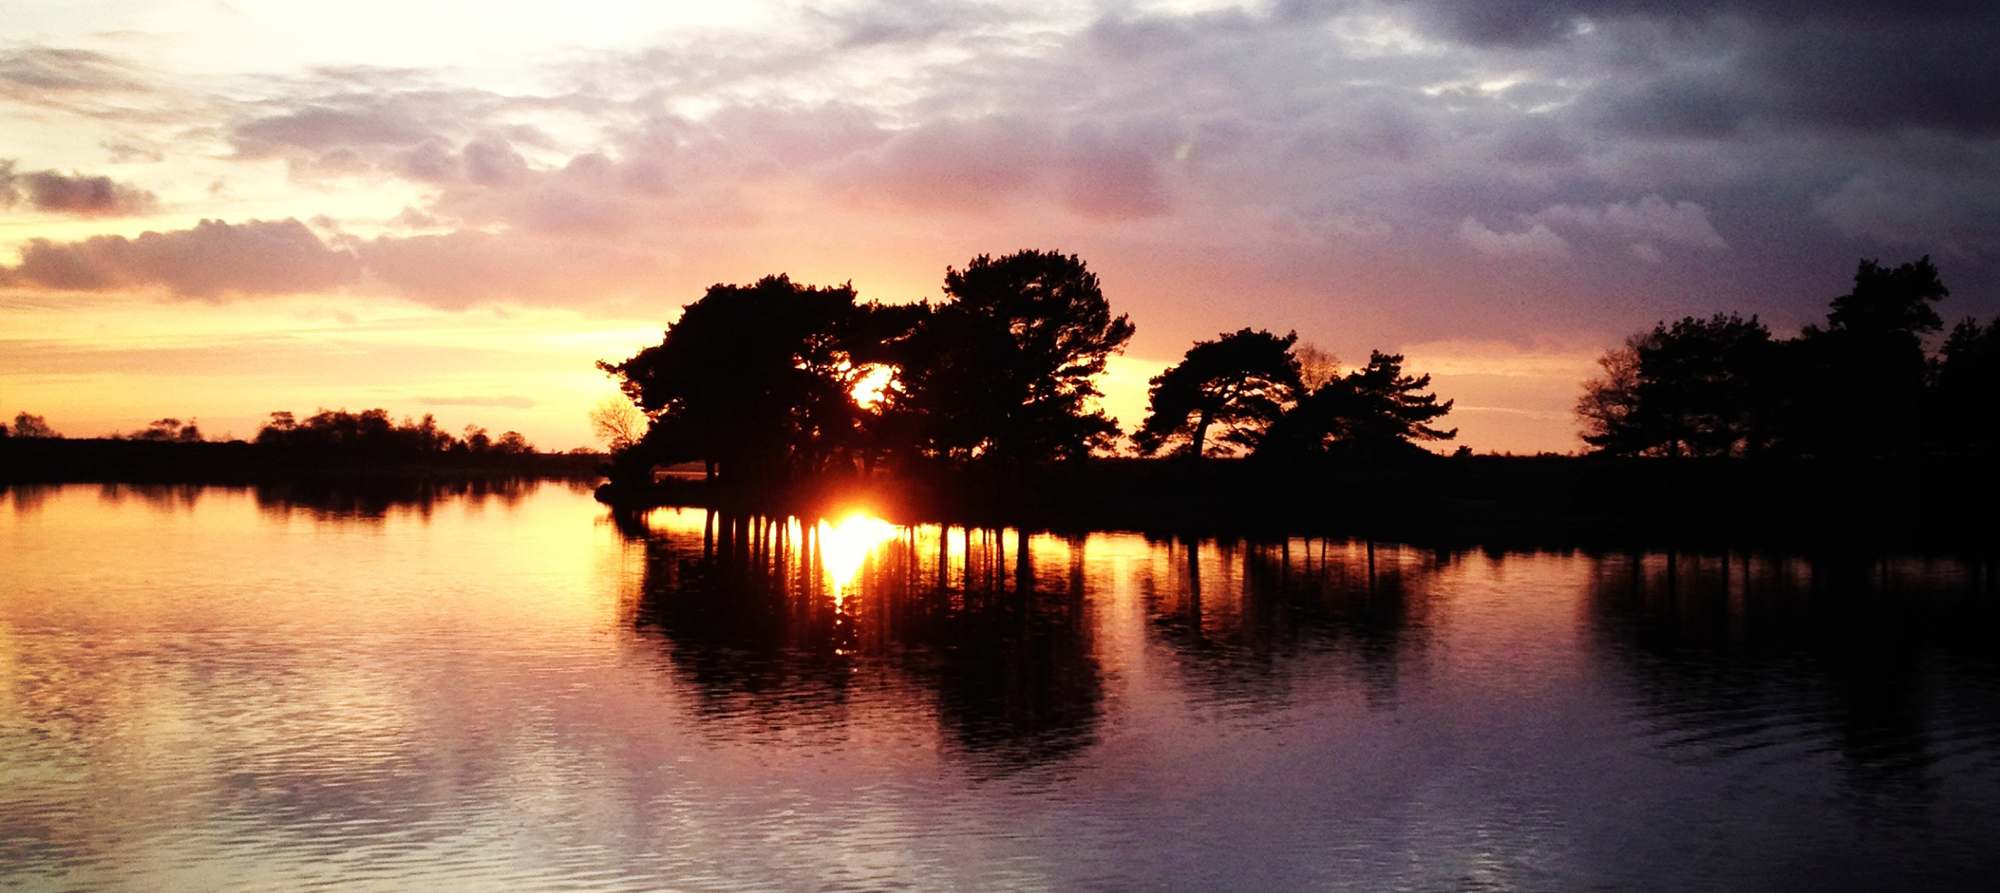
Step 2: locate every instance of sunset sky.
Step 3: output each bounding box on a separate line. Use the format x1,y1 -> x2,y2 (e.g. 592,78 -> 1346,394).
4,0 -> 1995,453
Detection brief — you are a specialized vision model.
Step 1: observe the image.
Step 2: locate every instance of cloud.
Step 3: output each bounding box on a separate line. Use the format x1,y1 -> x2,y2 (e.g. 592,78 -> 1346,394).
4,0 -> 1994,340
1529,195 -> 1728,249
4,219 -> 359,298
0,47 -> 146,94
829,115 -> 1054,212
815,0 -> 1010,48
1815,172 -> 2000,256
229,90 -> 484,158
827,115 -> 1176,219
0,162 -> 159,217
1458,217 -> 1572,259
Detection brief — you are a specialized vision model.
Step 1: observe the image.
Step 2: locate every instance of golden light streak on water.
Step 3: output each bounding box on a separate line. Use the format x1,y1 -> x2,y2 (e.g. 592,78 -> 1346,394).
816,512 -> 901,603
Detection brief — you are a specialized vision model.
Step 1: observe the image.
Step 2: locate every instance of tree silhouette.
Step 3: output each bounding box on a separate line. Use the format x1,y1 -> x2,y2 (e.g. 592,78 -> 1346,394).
1259,351 -> 1455,458
1576,257 -> 1960,460
1788,257 -> 1949,457
10,412 -> 58,438
600,275 -> 875,482
1578,313 -> 1776,457
132,417 -> 203,442
256,408 -> 458,456
890,251 -> 1133,466
1827,256 -> 1948,336
588,396 -> 649,452
1136,328 -> 1302,459
1935,316 -> 2000,453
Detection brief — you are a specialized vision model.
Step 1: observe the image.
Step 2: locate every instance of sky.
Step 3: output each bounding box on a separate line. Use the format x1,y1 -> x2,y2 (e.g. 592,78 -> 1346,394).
3,0 -> 1996,453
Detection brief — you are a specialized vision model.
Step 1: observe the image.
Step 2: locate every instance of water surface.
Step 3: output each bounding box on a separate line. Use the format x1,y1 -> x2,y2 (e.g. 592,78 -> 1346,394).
4,482 -> 1997,891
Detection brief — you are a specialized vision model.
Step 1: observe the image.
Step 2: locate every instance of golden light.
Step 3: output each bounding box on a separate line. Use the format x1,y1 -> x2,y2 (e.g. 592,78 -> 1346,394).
816,512 -> 901,602
850,363 -> 895,409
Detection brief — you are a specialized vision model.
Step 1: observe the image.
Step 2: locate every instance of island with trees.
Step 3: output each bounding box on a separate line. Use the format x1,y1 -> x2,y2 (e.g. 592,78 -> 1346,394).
588,249 -> 1994,548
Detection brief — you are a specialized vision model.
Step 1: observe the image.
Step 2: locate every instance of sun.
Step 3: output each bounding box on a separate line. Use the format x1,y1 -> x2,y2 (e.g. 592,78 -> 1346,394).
850,363 -> 895,409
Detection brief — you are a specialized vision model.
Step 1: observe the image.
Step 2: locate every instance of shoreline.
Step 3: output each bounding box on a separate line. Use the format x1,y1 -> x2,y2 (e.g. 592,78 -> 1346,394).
592,455 -> 2000,554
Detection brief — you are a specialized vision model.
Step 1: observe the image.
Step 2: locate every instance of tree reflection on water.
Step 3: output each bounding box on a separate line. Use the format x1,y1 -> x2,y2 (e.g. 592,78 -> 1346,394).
1135,535 -> 1442,714
623,510 -> 1108,768
618,509 -> 1456,769
1584,549 -> 2000,804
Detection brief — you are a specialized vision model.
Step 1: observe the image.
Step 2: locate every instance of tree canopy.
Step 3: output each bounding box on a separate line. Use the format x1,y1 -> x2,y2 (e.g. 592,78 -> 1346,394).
1260,351 -> 1457,459
10,412 -> 58,439
1577,256 -> 1992,459
599,275 -> 874,481
1578,313 -> 1776,457
1136,328 -> 1301,458
884,250 -> 1134,466
600,252 -> 1135,483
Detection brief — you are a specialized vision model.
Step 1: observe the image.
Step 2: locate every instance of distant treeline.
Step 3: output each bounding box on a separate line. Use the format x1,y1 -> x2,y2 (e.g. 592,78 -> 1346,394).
2,407 -> 537,456
252,408 -> 535,458
596,249 -> 1459,491
1578,256 -> 1997,459
0,408 -> 600,484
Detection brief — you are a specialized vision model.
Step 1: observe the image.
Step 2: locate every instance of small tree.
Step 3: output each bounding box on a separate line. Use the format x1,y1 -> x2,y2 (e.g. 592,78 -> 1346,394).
1136,328 -> 1302,459
588,396 -> 649,452
11,412 -> 58,438
1293,343 -> 1341,391
134,418 -> 202,442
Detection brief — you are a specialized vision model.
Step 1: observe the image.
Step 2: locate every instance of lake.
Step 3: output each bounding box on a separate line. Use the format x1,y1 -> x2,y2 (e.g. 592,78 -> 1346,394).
4,481 -> 1998,892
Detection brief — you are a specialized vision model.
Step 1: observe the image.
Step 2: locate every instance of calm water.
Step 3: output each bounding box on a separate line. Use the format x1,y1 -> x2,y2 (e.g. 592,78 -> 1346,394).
4,482 -> 1999,892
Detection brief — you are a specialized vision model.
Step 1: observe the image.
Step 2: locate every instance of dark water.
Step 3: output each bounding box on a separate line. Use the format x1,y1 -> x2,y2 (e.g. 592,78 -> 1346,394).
4,482 -> 1998,892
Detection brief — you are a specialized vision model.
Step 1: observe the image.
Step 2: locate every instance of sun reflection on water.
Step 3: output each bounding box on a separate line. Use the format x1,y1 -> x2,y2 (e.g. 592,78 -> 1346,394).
816,512 -> 901,603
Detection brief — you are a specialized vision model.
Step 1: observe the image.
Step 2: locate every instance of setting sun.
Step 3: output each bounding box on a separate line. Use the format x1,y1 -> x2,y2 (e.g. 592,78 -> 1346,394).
850,364 -> 895,410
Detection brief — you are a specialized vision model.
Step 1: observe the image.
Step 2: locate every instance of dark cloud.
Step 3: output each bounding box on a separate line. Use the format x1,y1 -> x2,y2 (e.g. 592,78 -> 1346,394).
9,0 -> 1979,333
1747,23 -> 2000,136
4,219 -> 358,298
1403,0 -> 1993,47
1588,75 -> 1754,139
0,162 -> 158,216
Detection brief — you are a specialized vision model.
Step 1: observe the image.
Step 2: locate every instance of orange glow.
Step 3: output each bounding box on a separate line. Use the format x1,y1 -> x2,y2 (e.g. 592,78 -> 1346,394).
850,363 -> 895,409
816,512 -> 901,601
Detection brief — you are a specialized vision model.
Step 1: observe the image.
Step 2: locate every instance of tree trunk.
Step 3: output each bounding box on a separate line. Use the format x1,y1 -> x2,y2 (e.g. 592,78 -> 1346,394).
1191,409 -> 1212,461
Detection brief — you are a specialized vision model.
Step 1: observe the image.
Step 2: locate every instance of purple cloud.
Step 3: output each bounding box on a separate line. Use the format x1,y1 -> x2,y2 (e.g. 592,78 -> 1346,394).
5,219 -> 358,298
